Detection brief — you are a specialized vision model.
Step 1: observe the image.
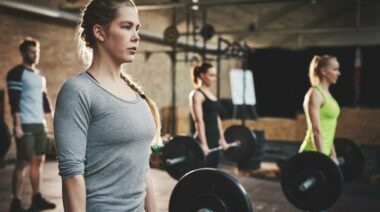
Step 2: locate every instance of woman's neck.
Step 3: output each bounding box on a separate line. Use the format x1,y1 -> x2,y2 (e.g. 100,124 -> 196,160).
200,84 -> 210,90
88,51 -> 124,82
319,80 -> 330,92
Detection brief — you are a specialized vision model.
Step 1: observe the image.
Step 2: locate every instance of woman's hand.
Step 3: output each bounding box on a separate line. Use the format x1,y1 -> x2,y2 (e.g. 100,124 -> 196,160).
200,143 -> 210,155
219,138 -> 229,150
331,156 -> 340,165
330,145 -> 339,165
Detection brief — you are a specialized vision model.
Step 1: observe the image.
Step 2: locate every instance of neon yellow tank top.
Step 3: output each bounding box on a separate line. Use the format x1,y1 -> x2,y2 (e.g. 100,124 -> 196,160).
300,85 -> 341,156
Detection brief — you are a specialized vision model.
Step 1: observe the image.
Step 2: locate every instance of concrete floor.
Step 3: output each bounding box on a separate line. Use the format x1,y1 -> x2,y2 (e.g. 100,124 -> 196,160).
0,160 -> 379,212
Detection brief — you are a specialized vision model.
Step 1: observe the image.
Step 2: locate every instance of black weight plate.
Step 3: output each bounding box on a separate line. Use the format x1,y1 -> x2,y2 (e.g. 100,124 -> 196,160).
163,136 -> 205,180
0,121 -> 11,159
169,168 -> 253,212
163,25 -> 180,43
224,125 -> 256,163
200,24 -> 215,40
335,138 -> 365,183
281,151 -> 343,211
192,193 -> 228,212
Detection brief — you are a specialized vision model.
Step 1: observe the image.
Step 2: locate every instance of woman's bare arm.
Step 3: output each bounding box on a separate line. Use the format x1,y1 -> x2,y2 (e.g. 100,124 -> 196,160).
307,88 -> 324,153
190,91 -> 209,154
62,175 -> 86,212
217,116 -> 229,149
330,145 -> 339,164
145,171 -> 157,212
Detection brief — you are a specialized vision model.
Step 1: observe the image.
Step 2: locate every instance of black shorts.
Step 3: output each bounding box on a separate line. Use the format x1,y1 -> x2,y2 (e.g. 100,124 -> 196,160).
15,124 -> 49,160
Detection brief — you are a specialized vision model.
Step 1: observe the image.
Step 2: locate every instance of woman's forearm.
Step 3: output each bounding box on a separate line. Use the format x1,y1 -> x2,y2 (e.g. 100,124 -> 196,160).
145,171 -> 156,212
331,145 -> 337,158
217,117 -> 225,140
62,175 -> 86,212
312,130 -> 323,153
195,121 -> 208,145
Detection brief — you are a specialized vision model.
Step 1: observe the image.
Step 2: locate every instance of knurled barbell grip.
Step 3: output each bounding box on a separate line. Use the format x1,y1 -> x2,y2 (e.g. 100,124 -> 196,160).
298,157 -> 345,192
338,157 -> 345,165
299,177 -> 317,192
166,156 -> 187,166
208,140 -> 241,153
198,209 -> 213,212
165,140 -> 241,166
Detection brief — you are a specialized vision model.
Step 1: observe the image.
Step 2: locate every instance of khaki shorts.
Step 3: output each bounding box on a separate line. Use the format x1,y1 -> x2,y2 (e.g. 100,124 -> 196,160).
16,124 -> 49,161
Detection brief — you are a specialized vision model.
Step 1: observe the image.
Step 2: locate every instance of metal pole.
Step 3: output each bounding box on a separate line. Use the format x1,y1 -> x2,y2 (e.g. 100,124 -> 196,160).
185,7 -> 191,63
171,8 -> 177,135
192,8 -> 198,56
202,9 -> 207,61
166,156 -> 186,166
136,0 -> 310,10
216,36 -> 222,99
0,90 -> 4,121
242,46 -> 248,126
356,0 -> 361,27
171,48 -> 177,135
208,141 -> 241,153
195,26 -> 380,36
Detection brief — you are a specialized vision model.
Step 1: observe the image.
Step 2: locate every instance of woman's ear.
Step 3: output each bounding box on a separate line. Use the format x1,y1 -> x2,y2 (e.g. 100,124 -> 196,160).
199,72 -> 205,81
93,24 -> 106,43
320,67 -> 327,76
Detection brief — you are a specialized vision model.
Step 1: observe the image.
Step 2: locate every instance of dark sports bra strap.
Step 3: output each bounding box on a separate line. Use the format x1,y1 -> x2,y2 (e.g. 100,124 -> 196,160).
197,88 -> 207,99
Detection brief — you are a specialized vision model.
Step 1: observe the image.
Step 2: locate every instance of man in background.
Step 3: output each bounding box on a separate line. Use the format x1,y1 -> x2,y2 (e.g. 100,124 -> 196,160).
6,36 -> 55,212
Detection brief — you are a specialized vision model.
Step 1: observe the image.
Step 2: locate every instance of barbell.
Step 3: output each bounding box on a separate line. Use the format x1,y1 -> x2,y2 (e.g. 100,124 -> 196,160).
150,125 -> 258,180
165,140 -> 241,166
169,168 -> 253,212
161,129 -> 256,180
224,125 -> 364,182
166,138 -> 364,212
280,138 -> 365,211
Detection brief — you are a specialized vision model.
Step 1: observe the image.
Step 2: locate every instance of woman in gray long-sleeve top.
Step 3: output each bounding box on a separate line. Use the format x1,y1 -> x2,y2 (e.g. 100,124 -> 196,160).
54,0 -> 161,211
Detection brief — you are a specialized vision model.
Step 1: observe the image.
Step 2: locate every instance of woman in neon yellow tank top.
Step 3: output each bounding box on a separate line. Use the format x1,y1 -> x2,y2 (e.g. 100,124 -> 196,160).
299,55 -> 341,164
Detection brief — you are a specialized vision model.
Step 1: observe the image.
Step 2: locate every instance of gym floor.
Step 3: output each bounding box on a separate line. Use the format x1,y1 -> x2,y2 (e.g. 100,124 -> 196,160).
0,160 -> 379,212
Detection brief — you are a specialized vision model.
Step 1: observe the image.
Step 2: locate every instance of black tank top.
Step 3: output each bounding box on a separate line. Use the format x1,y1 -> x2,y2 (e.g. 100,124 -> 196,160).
197,88 -> 220,147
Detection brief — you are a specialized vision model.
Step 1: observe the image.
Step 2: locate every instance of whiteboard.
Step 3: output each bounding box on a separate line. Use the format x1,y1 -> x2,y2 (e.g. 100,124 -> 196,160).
229,69 -> 256,105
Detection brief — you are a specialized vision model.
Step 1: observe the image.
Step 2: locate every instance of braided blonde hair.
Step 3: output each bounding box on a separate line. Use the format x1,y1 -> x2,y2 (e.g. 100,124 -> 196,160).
120,73 -> 162,145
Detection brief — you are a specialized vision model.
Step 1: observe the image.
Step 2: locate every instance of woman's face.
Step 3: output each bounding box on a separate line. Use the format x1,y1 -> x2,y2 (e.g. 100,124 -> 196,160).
103,6 -> 140,64
200,67 -> 217,87
321,59 -> 341,85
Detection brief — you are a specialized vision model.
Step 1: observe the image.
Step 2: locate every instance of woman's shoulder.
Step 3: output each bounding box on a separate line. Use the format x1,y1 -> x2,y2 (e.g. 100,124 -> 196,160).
311,85 -> 325,96
59,72 -> 91,94
307,85 -> 322,94
306,86 -> 324,104
190,89 -> 205,100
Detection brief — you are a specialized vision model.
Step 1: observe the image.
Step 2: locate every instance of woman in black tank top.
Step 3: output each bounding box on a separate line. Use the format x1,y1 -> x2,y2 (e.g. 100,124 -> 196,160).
189,63 -> 229,168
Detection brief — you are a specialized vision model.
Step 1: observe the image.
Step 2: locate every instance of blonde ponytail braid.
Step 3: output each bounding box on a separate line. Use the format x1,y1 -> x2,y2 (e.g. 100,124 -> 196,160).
120,73 -> 162,145
308,55 -> 336,86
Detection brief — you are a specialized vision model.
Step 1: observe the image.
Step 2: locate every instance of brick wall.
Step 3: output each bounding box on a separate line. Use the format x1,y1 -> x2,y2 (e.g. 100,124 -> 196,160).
0,3 -> 238,159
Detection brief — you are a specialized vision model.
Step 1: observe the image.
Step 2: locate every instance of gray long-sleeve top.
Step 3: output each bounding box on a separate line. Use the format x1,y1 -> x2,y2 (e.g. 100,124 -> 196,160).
54,72 -> 155,212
